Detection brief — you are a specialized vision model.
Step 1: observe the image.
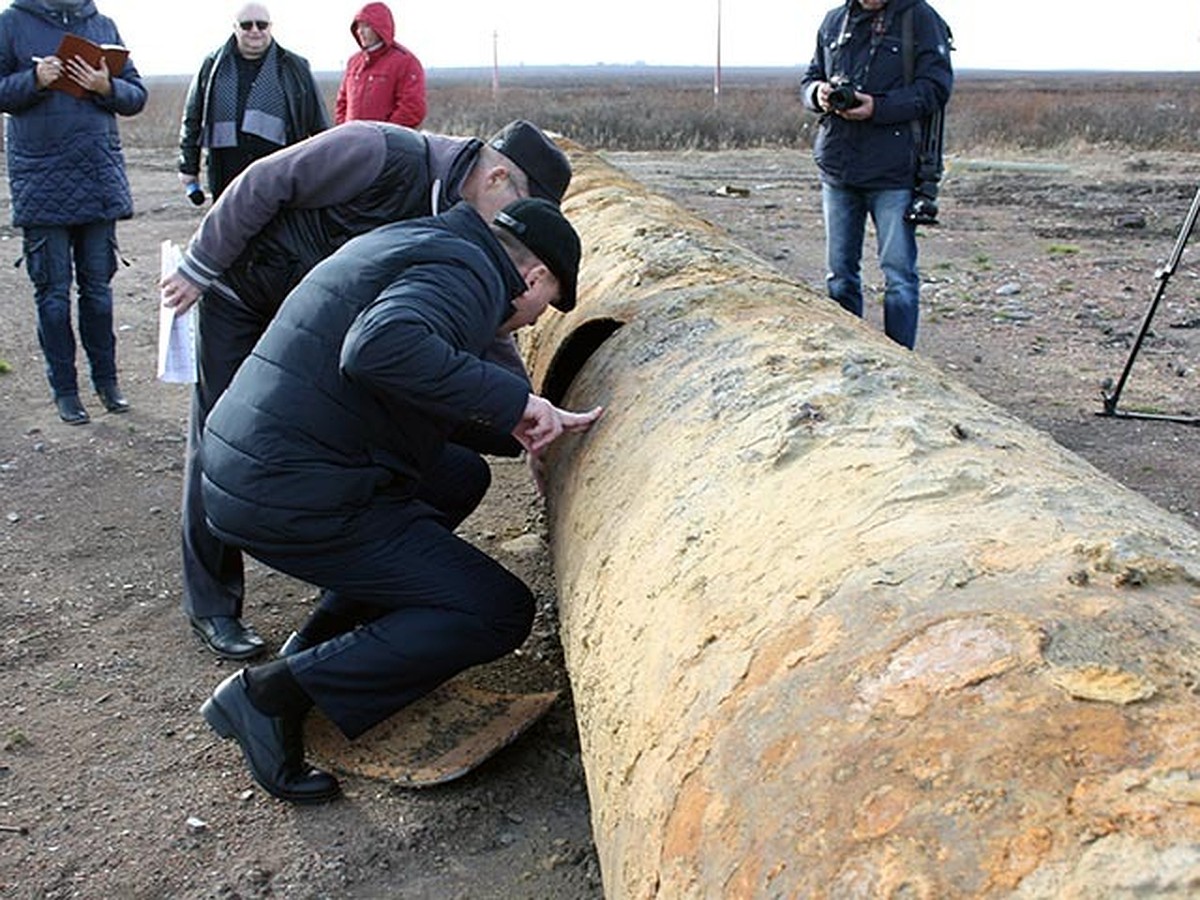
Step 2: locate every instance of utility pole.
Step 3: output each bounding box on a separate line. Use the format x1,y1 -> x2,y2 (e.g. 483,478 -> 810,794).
713,0 -> 722,109
492,30 -> 500,101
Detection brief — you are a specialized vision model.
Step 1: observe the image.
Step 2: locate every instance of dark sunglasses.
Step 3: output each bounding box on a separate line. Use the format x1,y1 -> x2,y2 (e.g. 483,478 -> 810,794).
238,20 -> 271,31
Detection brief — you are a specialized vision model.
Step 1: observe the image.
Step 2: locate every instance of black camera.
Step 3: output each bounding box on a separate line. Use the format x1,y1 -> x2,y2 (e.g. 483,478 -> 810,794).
827,77 -> 861,112
905,182 -> 939,226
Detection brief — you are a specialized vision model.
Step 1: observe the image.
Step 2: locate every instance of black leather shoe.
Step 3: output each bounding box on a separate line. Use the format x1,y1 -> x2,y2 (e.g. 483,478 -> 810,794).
55,394 -> 90,425
191,615 -> 267,660
277,631 -> 312,658
201,671 -> 340,805
96,383 -> 130,413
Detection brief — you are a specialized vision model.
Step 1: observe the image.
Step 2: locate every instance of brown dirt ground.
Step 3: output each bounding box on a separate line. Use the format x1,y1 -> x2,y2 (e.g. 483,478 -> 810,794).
3,143 -> 1200,898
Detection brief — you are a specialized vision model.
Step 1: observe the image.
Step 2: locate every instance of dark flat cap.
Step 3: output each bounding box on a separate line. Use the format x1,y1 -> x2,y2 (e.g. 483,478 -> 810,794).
488,120 -> 572,204
494,197 -> 580,311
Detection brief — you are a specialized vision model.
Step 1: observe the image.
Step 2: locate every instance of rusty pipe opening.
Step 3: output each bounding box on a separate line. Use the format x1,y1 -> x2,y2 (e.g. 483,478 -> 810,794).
537,317 -> 624,406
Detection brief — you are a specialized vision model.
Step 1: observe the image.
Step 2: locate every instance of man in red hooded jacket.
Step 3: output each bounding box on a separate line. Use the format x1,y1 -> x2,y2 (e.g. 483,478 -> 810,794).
335,2 -> 425,127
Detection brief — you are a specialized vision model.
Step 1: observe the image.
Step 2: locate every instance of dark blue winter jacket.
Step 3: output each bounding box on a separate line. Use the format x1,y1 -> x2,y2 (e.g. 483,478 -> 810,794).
801,0 -> 952,190
0,0 -> 146,226
201,202 -> 531,553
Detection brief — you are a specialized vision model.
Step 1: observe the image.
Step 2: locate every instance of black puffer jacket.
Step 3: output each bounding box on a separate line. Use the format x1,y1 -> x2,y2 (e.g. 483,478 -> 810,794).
200,203 -> 530,553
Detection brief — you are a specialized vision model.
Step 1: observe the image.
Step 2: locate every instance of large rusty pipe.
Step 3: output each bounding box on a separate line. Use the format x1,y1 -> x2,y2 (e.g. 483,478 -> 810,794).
524,142 -> 1200,898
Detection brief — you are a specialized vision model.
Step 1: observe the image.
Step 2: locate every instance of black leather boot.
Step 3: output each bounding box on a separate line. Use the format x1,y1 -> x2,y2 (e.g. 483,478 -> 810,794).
190,615 -> 267,660
96,383 -> 130,413
55,393 -> 90,425
202,671 -> 340,804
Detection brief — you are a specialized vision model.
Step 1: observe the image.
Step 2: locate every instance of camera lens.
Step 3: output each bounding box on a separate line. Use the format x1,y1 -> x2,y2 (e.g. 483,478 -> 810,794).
828,83 -> 861,112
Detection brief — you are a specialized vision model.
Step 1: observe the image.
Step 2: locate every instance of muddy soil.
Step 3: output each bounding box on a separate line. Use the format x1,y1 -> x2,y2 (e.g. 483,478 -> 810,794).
3,144 -> 1200,898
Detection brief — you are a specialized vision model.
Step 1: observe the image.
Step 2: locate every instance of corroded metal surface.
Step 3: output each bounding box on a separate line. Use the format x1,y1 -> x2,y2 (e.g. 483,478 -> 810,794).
527,143 -> 1200,898
305,678 -> 559,787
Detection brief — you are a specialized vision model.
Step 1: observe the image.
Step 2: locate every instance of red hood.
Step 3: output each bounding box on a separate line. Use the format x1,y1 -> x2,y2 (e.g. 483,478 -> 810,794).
352,1 -> 396,48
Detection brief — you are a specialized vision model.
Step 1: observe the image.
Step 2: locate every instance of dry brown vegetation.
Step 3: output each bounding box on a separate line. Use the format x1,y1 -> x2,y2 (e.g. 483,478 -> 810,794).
125,68 -> 1200,155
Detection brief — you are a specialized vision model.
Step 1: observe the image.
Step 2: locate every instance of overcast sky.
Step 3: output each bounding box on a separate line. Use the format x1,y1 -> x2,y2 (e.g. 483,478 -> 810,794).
88,0 -> 1200,77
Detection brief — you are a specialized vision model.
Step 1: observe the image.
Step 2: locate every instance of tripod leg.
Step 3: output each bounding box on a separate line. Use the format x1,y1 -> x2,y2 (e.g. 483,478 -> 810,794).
1102,277 -> 1170,414
1100,184 -> 1200,415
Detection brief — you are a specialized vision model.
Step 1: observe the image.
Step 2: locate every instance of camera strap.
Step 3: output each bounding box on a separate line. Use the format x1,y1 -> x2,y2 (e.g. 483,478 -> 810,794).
903,6 -> 923,164
830,2 -> 896,88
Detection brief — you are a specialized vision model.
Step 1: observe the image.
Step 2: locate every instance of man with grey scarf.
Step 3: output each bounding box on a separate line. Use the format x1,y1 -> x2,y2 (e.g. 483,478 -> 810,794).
0,0 -> 147,424
177,3 -> 328,201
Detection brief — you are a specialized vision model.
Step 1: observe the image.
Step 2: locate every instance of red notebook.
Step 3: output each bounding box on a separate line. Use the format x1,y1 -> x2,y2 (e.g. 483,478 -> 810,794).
45,33 -> 129,98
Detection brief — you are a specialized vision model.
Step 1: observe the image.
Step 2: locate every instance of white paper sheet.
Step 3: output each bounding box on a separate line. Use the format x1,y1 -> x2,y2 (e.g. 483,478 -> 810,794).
157,240 -> 196,384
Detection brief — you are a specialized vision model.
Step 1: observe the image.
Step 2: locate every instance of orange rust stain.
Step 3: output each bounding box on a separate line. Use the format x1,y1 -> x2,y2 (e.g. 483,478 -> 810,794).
853,785 -> 912,841
740,624 -> 814,695
1053,703 -> 1138,762
759,732 -> 801,774
1071,771 -> 1200,839
725,855 -> 765,899
985,825 -> 1055,891
738,616 -> 843,695
662,773 -> 712,861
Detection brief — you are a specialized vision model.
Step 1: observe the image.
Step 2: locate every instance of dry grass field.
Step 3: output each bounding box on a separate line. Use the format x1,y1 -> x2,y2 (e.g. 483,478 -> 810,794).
122,67 -> 1200,155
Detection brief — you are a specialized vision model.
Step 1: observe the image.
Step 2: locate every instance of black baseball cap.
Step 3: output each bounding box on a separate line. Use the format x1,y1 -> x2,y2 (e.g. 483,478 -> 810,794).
488,120 -> 572,204
494,198 -> 581,312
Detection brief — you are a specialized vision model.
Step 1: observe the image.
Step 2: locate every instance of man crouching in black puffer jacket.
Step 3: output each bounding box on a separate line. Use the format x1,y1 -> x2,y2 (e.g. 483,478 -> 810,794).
197,197 -> 602,804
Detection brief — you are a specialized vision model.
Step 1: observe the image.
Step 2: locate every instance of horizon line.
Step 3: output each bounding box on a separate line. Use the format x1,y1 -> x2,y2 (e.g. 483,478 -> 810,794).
137,64 -> 1200,79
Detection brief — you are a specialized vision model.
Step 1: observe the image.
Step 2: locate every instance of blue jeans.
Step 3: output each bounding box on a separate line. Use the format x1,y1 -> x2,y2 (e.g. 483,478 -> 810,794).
22,221 -> 119,398
822,184 -> 920,349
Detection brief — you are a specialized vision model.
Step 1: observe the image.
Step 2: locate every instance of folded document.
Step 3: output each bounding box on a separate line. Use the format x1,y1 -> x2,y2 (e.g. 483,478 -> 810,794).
157,239 -> 196,383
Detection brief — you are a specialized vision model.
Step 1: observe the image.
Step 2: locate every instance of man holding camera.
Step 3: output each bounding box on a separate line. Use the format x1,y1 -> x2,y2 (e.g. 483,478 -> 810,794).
801,0 -> 952,349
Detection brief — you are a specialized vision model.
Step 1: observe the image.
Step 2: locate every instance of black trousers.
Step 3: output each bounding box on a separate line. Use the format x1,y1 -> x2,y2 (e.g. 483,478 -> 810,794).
180,288 -> 492,620
180,287 -> 262,619
248,500 -> 535,739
